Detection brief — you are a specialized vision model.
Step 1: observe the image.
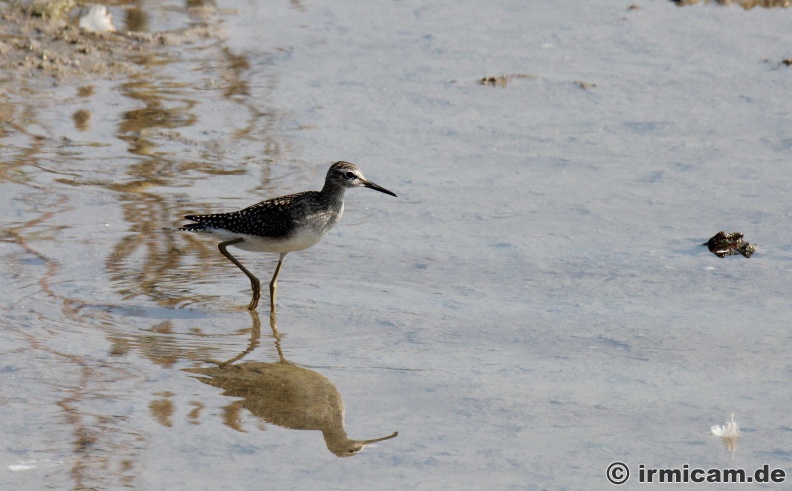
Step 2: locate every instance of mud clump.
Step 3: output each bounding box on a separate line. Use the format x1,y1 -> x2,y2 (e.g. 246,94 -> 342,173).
703,231 -> 757,258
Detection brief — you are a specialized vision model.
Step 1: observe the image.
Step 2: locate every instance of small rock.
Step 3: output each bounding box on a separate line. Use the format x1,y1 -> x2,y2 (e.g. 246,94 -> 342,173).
703,231 -> 757,258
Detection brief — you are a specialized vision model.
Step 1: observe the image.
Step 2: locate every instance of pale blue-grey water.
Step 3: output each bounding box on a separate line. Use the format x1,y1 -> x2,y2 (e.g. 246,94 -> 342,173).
2,1 -> 791,489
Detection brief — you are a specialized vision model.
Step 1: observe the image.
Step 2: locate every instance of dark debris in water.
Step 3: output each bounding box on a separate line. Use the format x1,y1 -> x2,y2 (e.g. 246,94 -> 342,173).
478,74 -> 536,88
703,231 -> 757,258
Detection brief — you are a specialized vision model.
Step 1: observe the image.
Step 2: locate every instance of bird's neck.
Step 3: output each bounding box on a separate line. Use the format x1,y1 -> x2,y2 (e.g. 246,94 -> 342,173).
319,183 -> 347,207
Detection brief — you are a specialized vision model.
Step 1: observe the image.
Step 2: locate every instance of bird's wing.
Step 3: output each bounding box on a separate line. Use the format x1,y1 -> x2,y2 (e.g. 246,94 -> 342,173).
184,192 -> 315,238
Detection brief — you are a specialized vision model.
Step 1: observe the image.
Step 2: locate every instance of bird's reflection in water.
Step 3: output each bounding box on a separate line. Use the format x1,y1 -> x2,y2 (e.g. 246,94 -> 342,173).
184,311 -> 398,457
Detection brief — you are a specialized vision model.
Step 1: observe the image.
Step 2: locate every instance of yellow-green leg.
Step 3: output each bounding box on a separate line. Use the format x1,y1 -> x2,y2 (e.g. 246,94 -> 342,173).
218,238 -> 261,310
269,253 -> 287,314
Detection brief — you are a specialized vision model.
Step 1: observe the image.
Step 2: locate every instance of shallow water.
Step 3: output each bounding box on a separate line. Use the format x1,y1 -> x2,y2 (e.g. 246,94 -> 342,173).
2,0 -> 792,489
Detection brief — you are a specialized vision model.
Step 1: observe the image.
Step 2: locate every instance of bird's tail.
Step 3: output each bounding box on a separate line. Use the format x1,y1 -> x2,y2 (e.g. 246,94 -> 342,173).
178,221 -> 210,232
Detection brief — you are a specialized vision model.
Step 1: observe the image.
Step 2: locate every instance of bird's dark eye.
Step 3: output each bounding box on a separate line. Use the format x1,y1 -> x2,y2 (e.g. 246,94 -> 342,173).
345,171 -> 356,179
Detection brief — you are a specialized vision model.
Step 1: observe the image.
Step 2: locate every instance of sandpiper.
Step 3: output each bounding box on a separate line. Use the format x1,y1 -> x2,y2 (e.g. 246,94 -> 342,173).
180,161 -> 397,311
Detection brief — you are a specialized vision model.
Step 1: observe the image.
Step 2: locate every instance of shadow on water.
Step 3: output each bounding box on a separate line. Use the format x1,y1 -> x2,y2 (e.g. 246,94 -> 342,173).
184,311 -> 399,457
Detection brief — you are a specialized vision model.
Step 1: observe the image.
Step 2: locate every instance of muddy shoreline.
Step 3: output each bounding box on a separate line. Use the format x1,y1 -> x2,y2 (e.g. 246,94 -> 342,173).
0,3 -> 216,86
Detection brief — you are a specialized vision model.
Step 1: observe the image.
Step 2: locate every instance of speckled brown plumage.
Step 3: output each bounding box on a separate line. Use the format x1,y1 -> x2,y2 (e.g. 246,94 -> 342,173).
181,191 -> 329,239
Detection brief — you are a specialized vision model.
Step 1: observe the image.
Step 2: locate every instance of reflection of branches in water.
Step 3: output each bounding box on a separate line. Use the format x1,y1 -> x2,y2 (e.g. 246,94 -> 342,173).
1,91 -> 154,487
1,5 -> 291,490
1,16 -> 288,491
217,47 -> 285,157
105,47 -> 285,308
106,190 -> 204,308
108,319 -> 218,369
0,103 -> 49,186
119,83 -> 198,134
1,187 -> 146,490
185,311 -> 398,457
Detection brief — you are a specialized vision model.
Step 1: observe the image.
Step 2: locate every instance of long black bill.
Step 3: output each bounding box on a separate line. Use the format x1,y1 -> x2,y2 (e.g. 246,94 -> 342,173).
362,179 -> 397,197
